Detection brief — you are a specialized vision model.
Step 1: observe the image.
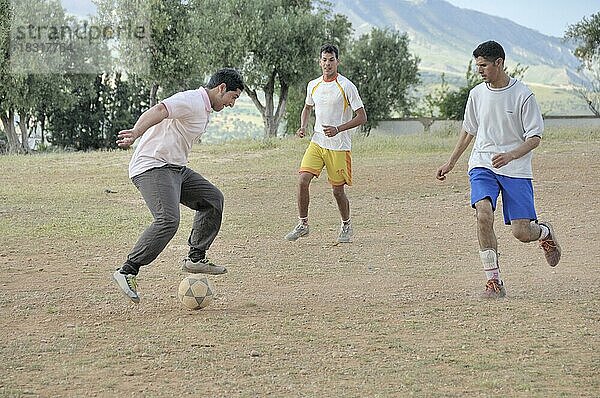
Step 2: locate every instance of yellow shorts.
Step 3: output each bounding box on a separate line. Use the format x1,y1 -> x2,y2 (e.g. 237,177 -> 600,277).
299,141 -> 352,186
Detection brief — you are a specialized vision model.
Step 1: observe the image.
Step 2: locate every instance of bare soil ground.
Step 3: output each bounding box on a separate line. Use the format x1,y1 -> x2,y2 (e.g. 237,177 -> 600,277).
0,135 -> 598,397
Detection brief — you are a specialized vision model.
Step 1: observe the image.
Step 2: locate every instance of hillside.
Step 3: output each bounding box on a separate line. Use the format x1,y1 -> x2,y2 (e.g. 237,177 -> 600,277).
208,0 -> 592,139
331,0 -> 582,85
330,0 -> 592,115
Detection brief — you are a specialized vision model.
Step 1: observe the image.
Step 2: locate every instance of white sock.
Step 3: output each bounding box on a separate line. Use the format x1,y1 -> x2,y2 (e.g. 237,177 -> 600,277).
538,223 -> 549,240
480,249 -> 501,281
298,216 -> 308,225
342,218 -> 351,225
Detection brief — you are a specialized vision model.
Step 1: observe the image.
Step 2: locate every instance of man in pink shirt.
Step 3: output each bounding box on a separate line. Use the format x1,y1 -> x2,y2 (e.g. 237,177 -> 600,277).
113,68 -> 244,304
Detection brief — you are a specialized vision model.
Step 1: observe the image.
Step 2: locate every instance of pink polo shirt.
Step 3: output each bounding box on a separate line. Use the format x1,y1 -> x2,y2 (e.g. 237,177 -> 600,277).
128,88 -> 212,178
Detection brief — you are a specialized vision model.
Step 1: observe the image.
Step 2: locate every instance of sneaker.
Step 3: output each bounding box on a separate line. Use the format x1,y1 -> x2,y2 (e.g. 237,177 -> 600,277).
337,222 -> 353,243
482,279 -> 506,299
539,222 -> 561,267
181,258 -> 227,275
285,223 -> 309,241
112,269 -> 140,304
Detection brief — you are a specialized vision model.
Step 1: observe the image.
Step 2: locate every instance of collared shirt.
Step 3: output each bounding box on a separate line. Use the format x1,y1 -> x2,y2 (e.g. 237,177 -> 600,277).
128,88 -> 212,178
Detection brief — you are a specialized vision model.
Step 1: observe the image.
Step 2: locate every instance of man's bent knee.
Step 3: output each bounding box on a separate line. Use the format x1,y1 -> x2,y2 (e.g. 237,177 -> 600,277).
511,220 -> 534,243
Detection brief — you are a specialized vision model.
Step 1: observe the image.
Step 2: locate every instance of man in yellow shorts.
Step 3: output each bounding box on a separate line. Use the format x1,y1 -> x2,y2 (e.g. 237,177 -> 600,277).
285,44 -> 367,243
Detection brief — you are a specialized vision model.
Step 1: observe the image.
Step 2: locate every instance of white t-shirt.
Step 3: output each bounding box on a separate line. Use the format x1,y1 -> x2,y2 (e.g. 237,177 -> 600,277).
463,78 -> 543,178
305,73 -> 364,151
128,88 -> 212,178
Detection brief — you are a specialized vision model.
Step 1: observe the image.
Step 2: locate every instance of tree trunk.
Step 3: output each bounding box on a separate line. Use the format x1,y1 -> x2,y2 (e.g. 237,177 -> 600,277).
273,79 -> 289,134
1,109 -> 24,154
245,72 -> 289,138
263,71 -> 277,137
17,112 -> 31,153
40,113 -> 46,146
150,83 -> 159,107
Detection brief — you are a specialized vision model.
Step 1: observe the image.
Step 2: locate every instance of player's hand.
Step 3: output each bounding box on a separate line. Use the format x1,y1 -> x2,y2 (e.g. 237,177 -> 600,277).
116,129 -> 140,149
322,125 -> 339,137
296,127 -> 306,138
436,162 -> 453,181
491,152 -> 514,168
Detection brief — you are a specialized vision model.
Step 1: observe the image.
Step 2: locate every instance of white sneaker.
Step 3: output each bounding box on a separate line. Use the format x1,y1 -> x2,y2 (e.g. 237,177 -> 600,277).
337,222 -> 353,243
112,270 -> 140,303
285,223 -> 309,241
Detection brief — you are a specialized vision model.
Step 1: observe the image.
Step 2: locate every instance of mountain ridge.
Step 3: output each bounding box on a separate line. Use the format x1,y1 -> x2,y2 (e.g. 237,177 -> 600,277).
330,0 -> 584,88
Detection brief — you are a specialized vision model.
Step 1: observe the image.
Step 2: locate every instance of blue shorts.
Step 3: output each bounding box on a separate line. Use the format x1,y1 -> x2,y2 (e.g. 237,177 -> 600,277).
469,167 -> 537,225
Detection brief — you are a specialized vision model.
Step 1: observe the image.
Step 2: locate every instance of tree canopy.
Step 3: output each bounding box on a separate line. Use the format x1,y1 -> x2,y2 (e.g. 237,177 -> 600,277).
343,28 -> 420,132
0,0 -> 425,150
565,12 -> 600,69
565,12 -> 600,116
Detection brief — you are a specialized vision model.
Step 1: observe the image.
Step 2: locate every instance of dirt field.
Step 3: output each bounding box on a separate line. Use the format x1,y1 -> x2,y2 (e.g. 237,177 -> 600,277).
1,133 -> 598,397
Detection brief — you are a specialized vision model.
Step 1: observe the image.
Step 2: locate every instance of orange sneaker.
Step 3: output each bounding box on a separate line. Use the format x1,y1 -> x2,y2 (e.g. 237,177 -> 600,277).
539,222 -> 561,267
482,279 -> 506,299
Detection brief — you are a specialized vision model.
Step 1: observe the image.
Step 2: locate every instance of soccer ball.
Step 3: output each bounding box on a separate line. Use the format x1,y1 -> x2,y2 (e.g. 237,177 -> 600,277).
177,276 -> 215,310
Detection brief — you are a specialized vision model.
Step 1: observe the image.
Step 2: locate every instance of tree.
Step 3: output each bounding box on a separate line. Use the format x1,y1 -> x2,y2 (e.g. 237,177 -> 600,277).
565,12 -> 600,116
425,61 -> 528,120
191,0 -> 343,138
565,12 -> 600,69
343,28 -> 420,133
0,0 -> 73,153
47,73 -> 149,150
436,60 -> 481,120
96,0 -> 204,106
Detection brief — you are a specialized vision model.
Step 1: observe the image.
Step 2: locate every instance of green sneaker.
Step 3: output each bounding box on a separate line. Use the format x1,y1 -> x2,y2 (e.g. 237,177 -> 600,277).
181,258 -> 227,275
337,222 -> 353,243
112,269 -> 140,304
285,223 -> 309,241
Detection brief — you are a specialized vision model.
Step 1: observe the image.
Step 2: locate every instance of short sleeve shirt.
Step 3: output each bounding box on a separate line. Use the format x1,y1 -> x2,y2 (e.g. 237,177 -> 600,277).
305,74 -> 364,151
463,78 -> 543,178
128,88 -> 212,178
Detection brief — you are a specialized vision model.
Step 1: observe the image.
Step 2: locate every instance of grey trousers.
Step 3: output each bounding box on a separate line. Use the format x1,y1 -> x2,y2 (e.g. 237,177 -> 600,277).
126,165 -> 224,270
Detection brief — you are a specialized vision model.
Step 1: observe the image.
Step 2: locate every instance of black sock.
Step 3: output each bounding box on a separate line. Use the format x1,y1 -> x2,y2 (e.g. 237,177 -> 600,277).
120,260 -> 140,275
188,250 -> 206,262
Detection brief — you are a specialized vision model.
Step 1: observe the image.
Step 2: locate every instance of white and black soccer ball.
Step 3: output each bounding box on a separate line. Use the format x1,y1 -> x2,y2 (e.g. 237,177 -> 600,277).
177,276 -> 215,310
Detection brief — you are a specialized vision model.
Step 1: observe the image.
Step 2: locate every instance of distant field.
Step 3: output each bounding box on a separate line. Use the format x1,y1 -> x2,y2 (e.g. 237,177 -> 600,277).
206,82 -> 594,143
528,84 -> 592,116
1,128 -> 598,396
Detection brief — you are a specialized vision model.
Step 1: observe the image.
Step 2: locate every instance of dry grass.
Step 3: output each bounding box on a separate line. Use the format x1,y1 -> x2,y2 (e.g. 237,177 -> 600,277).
0,130 -> 598,397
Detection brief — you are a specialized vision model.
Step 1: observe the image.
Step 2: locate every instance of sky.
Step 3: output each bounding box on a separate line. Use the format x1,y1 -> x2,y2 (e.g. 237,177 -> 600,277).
445,0 -> 599,37
61,0 -> 97,17
58,0 -> 599,38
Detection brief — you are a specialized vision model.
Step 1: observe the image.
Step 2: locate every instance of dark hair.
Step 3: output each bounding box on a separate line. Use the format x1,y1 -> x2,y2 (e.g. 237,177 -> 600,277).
320,43 -> 339,59
207,68 -> 244,92
472,41 -> 505,62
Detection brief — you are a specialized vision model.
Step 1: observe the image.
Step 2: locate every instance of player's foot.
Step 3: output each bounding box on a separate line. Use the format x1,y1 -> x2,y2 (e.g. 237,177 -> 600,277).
337,222 -> 353,243
285,223 -> 309,241
482,279 -> 506,299
112,269 -> 140,303
539,222 -> 561,267
181,258 -> 227,275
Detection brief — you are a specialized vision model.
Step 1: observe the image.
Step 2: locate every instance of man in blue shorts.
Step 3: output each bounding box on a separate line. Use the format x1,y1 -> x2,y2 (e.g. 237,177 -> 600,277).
436,41 -> 562,298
